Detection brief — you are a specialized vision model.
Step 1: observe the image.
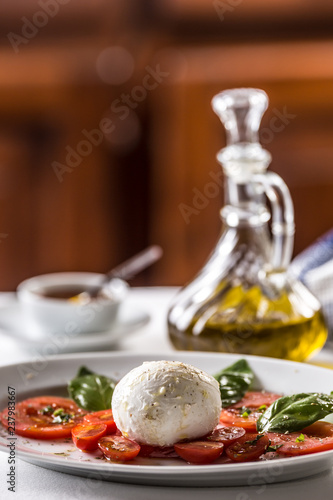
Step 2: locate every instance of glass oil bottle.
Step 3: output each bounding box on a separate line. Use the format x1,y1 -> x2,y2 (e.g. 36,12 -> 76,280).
168,88 -> 327,361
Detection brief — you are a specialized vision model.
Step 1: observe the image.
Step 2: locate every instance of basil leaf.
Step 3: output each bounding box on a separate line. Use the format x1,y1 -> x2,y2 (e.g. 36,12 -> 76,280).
257,392 -> 333,433
245,434 -> 264,445
75,366 -> 95,377
266,444 -> 283,453
214,359 -> 254,407
68,373 -> 116,412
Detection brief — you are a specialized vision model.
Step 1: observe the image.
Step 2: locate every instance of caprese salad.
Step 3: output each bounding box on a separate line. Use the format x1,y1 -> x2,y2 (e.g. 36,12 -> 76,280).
1,359 -> 333,465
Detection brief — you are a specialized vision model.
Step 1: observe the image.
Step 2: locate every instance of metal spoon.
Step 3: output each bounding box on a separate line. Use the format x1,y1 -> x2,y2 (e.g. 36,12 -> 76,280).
69,245 -> 163,303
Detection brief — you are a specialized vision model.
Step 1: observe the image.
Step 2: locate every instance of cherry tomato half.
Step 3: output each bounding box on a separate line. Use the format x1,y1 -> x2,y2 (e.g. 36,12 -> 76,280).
174,441 -> 224,464
0,396 -> 85,440
83,410 -> 117,434
208,424 -> 246,446
72,423 -> 107,451
139,445 -> 179,458
267,421 -> 333,456
226,433 -> 270,462
98,435 -> 141,461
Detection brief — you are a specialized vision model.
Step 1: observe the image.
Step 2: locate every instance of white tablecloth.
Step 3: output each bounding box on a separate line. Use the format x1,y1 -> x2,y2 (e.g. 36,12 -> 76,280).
1,287 -> 333,500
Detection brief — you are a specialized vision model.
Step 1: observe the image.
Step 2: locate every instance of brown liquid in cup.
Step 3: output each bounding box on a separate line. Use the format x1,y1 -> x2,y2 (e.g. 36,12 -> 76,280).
35,286 -> 99,300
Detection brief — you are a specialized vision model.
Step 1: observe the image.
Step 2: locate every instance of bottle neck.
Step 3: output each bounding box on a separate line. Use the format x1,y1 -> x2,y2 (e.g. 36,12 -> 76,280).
213,89 -> 294,271
222,175 -> 271,228
217,143 -> 272,227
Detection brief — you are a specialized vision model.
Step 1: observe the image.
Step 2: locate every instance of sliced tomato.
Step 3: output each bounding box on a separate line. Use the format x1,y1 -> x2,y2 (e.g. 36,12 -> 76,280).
225,433 -> 270,462
174,440 -> 224,464
219,391 -> 281,432
139,444 -> 179,458
83,410 -> 117,434
0,396 -> 85,440
301,421 -> 333,438
207,424 -> 245,446
98,435 -> 141,461
219,408 -> 260,432
267,421 -> 333,456
72,423 -> 107,451
231,392 -> 281,409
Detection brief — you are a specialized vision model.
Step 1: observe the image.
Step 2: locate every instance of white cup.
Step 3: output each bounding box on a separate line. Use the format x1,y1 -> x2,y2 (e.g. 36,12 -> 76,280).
17,272 -> 128,335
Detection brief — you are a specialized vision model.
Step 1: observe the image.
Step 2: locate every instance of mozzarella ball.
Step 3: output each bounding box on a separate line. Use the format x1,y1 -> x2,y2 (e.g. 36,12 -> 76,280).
112,360 -> 221,447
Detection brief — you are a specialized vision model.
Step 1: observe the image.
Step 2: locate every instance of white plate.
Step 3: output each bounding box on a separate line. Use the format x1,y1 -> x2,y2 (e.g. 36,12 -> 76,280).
0,295 -> 149,353
1,352 -> 333,487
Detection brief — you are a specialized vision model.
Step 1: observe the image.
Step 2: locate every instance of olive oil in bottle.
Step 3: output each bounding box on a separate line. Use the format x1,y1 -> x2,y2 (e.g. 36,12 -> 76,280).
169,283 -> 327,361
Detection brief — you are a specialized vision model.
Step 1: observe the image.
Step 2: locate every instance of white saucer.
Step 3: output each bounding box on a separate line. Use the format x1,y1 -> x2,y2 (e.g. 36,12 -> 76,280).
0,293 -> 150,353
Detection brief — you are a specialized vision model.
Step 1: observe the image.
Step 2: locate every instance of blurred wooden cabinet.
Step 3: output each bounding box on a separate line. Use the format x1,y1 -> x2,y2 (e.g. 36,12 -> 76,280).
148,41 -> 333,285
0,46 -> 150,290
1,1 -> 333,288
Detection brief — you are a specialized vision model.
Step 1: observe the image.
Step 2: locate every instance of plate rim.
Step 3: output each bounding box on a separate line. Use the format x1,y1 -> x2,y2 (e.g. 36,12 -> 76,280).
0,349 -> 333,372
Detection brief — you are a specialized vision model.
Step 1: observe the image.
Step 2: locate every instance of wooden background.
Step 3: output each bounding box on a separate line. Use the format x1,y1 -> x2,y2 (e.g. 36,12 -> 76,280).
0,0 -> 333,289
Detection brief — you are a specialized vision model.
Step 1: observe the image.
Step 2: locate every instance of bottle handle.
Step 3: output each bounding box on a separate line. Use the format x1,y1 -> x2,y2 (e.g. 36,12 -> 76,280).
253,172 -> 295,271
